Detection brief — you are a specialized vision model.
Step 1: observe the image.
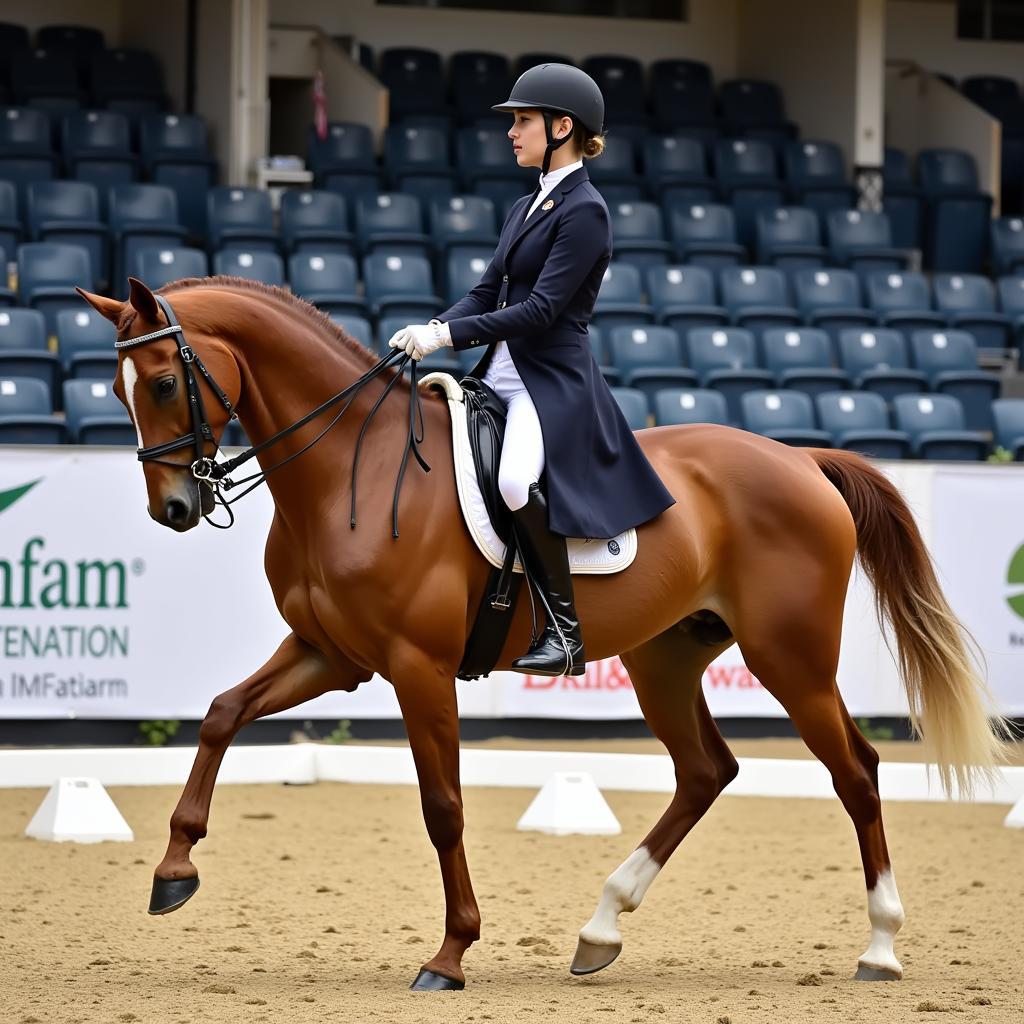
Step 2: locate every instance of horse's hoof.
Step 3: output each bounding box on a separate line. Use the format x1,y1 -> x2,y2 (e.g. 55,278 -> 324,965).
148,874 -> 200,915
854,963 -> 901,981
570,937 -> 622,976
409,969 -> 465,991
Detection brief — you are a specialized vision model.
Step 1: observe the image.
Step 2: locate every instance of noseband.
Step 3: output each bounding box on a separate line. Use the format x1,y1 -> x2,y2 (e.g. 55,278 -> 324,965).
114,294 -> 429,532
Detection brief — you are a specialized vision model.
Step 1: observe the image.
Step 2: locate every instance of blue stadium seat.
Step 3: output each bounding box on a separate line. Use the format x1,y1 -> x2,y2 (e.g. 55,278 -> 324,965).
133,246 -> 208,291
815,391 -> 911,459
280,190 -> 355,257
792,268 -> 875,338
108,184 -> 188,290
472,179 -> 530,221
451,51 -> 513,124
609,387 -> 650,431
140,114 -> 218,240
719,79 -> 794,139
762,327 -> 849,399
0,307 -> 59,393
991,398 -> 1024,459
378,48 -> 446,122
287,252 -> 365,317
55,307 -> 116,380
207,187 -> 278,253
664,201 -> 744,269
653,386 -> 729,426
784,140 -> 856,217
643,135 -> 715,203
0,106 -> 58,216
931,273 -> 1013,351
650,60 -> 716,132
755,207 -> 825,270
996,274 -> 1024,358
354,192 -> 431,259
89,49 -> 165,114
908,329 -> 1000,431
825,209 -> 909,276
713,138 -> 785,248
27,180 -> 109,284
917,149 -> 992,272
455,125 -> 533,191
584,55 -> 647,126
328,313 -> 374,350
384,123 -> 455,193
607,200 -> 673,273
882,146 -> 924,250
585,136 -> 644,202
686,326 -> 774,424
362,252 -> 443,320
429,195 -> 498,257
0,180 -> 19,286
865,271 -> 946,333
741,389 -> 832,446
37,25 -> 105,61
10,50 -> 84,109
442,248 -> 495,306
308,122 -> 380,196
718,265 -> 799,334
838,328 -> 928,402
17,242 -> 95,335
645,264 -> 728,334
212,250 -> 285,286
892,393 -> 988,460
62,379 -> 135,444
591,262 -> 654,329
61,110 -> 137,203
0,376 -> 66,444
990,217 -> 1024,276
607,325 -> 695,404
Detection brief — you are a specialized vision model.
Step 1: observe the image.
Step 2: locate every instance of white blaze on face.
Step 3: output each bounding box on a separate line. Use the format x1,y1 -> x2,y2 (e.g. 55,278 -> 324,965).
578,846 -> 661,948
121,356 -> 145,448
859,869 -> 906,977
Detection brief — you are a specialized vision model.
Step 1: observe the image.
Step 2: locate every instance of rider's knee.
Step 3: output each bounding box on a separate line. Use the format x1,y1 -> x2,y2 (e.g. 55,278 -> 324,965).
498,468 -> 534,512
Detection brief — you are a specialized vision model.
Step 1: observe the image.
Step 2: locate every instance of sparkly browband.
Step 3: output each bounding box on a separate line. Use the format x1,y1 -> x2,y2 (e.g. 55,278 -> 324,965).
113,324 -> 183,349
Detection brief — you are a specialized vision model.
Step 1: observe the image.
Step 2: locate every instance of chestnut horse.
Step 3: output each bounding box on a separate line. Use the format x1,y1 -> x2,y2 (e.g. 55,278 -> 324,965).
77,276 -> 1007,991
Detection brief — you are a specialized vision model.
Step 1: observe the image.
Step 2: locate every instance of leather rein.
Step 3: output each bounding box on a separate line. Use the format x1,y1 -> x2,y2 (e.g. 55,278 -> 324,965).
114,294 -> 431,533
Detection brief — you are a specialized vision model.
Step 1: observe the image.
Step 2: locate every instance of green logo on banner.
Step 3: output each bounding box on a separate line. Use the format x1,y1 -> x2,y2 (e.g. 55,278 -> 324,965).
0,479 -> 41,515
1008,544 -> 1024,619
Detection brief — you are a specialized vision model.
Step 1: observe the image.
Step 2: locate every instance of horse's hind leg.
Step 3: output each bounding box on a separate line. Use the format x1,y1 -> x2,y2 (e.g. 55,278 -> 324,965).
150,633 -> 353,914
572,620 -> 737,975
737,587 -> 906,981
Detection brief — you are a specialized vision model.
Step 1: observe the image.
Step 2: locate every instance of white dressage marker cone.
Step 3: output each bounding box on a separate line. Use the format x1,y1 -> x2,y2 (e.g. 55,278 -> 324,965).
516,771 -> 621,836
1005,794 -> 1024,829
25,777 -> 133,843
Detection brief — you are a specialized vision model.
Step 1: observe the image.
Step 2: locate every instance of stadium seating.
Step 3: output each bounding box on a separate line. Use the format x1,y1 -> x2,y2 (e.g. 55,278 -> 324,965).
108,184 -> 189,289
792,268 -> 875,338
26,180 -> 109,285
17,242 -> 95,334
132,246 -> 207,291
607,325 -> 695,402
891,393 -> 988,460
931,273 -> 1013,351
643,135 -> 716,202
607,200 -> 673,272
62,378 -> 135,444
355,192 -> 432,259
650,60 -> 715,132
308,122 -> 380,195
0,376 -> 67,443
362,252 -> 443,320
741,390 -> 832,447
665,202 -> 744,268
815,390 -> 911,459
609,386 -> 649,430
207,187 -> 278,253
653,386 -> 729,427
718,265 -> 800,334
0,307 -> 60,394
645,264 -> 728,334
713,138 -> 786,248
592,262 -> 654,329
917,149 -> 992,272
0,179 -> 20,271
825,209 -> 909,276
784,140 -> 856,217
762,327 -> 849,398
0,106 -> 58,215
881,147 -> 924,251
865,271 -> 946,333
288,252 -> 365,317
212,250 -> 285,286
378,48 -> 446,123
280,190 -> 355,256
991,398 -> 1024,458
429,195 -> 499,257
685,326 -> 774,424
908,329 -> 1000,430
10,50 -> 84,110
755,207 -> 825,270
90,49 -> 166,114
55,308 -> 116,380
61,111 -> 138,202
837,328 -> 929,402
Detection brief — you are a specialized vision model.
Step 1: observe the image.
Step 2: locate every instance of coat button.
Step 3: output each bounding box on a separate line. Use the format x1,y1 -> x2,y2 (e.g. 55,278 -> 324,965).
502,274 -> 508,282
498,301 -> 506,308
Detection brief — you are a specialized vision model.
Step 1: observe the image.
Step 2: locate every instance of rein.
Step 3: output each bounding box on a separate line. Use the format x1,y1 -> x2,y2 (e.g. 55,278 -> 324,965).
115,294 -> 431,535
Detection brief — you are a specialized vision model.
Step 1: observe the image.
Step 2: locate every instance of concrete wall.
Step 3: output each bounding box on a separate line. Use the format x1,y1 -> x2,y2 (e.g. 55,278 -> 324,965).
267,0 -> 739,81
888,0 -> 1024,81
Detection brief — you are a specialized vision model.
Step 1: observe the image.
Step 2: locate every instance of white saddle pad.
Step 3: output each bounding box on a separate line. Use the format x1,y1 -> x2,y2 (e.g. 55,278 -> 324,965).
419,372 -> 637,575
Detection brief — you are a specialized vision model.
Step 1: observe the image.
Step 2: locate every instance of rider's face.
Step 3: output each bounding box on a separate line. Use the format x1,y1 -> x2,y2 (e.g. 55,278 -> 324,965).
508,109 -> 573,170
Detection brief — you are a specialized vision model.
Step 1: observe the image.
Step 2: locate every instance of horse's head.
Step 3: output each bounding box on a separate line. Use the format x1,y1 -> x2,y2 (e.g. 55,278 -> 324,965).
75,278 -> 242,532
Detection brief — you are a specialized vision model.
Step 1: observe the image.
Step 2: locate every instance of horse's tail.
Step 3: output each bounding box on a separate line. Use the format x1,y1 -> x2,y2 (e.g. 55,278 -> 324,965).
810,448 -> 1012,797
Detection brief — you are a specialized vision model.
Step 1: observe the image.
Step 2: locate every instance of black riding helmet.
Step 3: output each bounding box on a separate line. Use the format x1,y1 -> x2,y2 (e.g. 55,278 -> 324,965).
491,63 -> 605,174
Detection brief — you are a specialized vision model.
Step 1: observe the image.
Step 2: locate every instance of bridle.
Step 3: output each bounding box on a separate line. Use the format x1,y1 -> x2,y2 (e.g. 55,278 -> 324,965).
114,293 -> 430,533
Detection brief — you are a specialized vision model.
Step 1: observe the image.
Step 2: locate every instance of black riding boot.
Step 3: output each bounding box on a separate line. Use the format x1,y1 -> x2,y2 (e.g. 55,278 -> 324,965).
510,482 -> 586,676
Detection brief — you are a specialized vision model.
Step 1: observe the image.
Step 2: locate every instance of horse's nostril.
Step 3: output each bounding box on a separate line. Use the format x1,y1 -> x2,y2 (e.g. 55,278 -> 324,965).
165,497 -> 190,525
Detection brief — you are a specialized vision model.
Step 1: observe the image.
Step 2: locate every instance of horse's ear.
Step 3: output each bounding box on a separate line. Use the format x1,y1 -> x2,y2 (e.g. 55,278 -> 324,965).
127,277 -> 161,322
75,288 -> 124,325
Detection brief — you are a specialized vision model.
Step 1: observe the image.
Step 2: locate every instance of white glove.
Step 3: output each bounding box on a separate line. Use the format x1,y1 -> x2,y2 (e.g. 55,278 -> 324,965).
387,322 -> 452,361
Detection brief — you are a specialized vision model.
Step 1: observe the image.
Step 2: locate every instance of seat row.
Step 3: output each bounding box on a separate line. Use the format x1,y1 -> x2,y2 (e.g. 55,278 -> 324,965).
610,386 -> 1008,462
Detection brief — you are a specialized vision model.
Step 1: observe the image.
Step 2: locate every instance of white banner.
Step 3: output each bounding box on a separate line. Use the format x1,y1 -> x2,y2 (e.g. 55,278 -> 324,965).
0,450 -> 1021,720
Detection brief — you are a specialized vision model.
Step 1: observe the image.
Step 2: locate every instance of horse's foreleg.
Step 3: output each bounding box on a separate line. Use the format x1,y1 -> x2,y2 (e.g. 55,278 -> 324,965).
391,651 -> 480,991
573,624 -> 737,975
150,632 -> 343,914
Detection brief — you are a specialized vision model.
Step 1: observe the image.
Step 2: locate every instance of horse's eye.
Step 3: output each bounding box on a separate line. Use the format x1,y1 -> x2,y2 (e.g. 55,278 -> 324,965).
157,377 -> 176,398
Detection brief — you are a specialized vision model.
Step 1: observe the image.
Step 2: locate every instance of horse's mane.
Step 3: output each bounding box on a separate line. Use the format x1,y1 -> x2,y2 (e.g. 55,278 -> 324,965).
119,275 -> 444,403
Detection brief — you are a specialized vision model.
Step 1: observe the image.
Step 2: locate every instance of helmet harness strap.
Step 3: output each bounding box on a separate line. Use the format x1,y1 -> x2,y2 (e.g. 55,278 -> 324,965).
540,109 -> 574,174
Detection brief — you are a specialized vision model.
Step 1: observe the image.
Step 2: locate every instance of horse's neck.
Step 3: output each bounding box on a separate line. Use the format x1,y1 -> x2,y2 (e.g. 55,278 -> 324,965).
224,298 -> 446,515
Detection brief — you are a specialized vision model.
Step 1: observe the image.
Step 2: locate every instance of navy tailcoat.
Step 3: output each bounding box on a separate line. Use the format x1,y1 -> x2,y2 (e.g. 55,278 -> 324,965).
439,164 -> 676,539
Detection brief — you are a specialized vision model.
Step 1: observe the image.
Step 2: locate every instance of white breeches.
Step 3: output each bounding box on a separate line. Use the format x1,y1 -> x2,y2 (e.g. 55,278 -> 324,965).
485,345 -> 546,512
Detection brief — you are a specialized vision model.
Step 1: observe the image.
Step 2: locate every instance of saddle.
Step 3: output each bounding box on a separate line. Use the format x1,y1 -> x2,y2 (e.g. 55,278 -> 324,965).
419,372 -> 637,680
